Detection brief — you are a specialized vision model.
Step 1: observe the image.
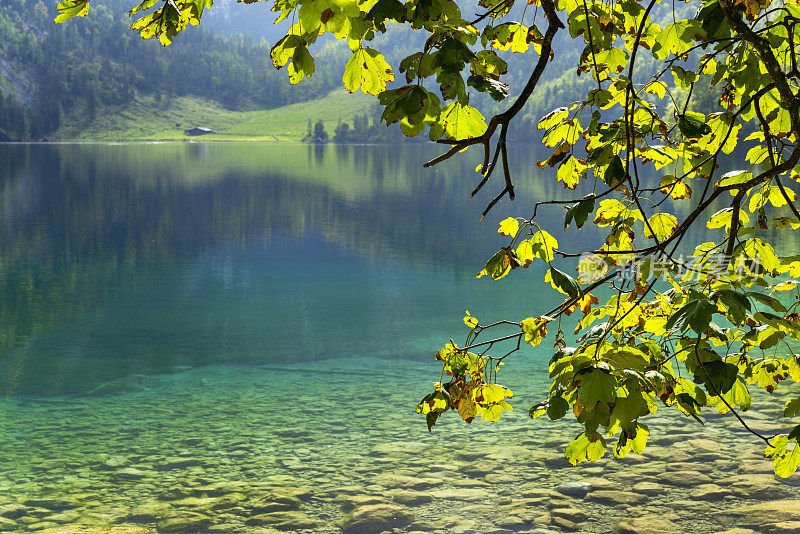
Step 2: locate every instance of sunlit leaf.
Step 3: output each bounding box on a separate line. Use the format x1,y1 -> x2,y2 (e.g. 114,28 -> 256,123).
652,20 -> 705,60
565,431 -> 607,465
529,230 -> 558,262
556,156 -> 588,189
55,0 -> 90,22
498,217 -> 520,237
577,367 -> 617,407
643,213 -> 678,241
476,249 -> 512,280
343,48 -> 395,95
520,316 -> 551,347
438,102 -> 487,140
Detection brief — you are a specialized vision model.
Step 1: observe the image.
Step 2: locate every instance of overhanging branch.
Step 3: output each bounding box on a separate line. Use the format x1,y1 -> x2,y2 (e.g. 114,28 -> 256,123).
423,0 -> 565,217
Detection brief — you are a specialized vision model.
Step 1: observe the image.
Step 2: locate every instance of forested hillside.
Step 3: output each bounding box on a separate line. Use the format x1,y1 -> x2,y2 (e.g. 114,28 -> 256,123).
0,0 -> 351,140
0,0 -> 715,142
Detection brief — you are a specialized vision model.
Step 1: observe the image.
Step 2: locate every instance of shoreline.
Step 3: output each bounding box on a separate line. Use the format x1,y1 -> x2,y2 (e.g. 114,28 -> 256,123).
0,139 -> 398,146
0,138 -> 540,145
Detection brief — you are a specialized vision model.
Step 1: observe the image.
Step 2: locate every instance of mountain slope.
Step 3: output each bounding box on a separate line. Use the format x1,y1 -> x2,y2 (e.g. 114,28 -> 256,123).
0,0 -> 350,140
55,90 -> 376,141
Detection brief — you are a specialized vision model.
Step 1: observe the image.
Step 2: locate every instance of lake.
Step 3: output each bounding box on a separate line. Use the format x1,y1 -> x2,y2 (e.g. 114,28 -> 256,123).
0,142 -> 797,533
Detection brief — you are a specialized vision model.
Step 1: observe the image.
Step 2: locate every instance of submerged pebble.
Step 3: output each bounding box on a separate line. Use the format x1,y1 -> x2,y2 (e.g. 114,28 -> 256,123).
1,362 -> 798,533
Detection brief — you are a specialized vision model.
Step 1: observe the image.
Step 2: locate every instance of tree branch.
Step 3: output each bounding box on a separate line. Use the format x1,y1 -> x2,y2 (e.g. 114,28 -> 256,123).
424,0 -> 565,216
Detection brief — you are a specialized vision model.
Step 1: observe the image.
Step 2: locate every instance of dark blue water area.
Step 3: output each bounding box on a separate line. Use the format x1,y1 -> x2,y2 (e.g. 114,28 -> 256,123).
0,143 -> 574,397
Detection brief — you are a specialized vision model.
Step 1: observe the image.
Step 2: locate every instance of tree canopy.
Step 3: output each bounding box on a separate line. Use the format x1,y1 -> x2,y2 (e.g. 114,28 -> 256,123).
58,0 -> 800,477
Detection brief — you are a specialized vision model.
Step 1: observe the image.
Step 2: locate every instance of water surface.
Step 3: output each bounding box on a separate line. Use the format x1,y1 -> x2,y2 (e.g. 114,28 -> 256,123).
0,143 -> 797,534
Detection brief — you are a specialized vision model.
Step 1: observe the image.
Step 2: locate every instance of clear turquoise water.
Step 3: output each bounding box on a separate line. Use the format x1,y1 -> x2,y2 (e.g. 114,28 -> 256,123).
0,142 -> 600,396
0,143 -> 797,533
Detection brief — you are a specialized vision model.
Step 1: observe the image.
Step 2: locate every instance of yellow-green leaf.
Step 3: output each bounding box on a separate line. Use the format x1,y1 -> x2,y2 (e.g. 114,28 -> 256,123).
529,230 -> 558,263
463,310 -> 479,328
438,102 -> 487,140
767,185 -> 798,208
565,431 -> 607,465
538,107 -> 569,130
343,48 -> 395,95
660,175 -> 692,199
652,20 -> 705,60
594,199 -> 638,226
54,0 -> 90,22
498,217 -> 520,237
520,316 -> 551,347
577,368 -> 617,407
476,249 -> 512,280
707,208 -> 750,231
735,238 -> 780,274
556,156 -> 588,189
643,213 -> 679,241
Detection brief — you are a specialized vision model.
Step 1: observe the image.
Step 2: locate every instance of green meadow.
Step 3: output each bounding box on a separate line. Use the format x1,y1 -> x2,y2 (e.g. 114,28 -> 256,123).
55,90 -> 374,142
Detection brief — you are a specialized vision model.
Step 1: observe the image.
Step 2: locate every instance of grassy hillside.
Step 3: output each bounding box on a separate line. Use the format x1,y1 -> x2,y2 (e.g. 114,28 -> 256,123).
54,89 -> 376,142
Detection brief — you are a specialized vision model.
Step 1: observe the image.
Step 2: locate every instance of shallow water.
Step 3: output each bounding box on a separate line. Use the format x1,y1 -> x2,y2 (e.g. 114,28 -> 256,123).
0,143 -> 798,534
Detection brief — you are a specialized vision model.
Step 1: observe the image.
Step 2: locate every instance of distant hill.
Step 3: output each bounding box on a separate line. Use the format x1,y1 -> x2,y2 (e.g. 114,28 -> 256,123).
201,0 -> 290,43
0,0 -> 350,141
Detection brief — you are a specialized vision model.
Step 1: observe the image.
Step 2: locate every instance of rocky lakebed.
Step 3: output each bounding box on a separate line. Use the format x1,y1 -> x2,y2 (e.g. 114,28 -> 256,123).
1,357 -> 799,534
